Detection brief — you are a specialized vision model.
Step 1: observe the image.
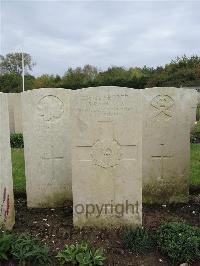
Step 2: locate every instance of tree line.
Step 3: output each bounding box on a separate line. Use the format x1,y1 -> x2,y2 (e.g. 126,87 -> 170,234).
0,53 -> 200,93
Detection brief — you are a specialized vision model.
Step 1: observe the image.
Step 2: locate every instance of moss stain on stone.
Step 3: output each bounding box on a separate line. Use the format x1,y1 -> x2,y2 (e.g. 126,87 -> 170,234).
143,177 -> 189,204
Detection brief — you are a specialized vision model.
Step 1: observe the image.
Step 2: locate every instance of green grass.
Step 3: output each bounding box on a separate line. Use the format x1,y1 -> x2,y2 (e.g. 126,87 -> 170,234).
190,144 -> 200,188
12,148 -> 26,194
11,145 -> 200,194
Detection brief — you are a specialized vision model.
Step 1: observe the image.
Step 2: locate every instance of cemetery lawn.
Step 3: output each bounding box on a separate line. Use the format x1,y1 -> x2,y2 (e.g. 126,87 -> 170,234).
190,144 -> 200,190
12,148 -> 26,194
12,145 -> 200,194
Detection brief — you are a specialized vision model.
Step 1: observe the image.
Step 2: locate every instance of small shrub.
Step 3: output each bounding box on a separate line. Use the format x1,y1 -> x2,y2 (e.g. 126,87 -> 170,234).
123,227 -> 155,254
0,233 -> 13,261
11,233 -> 51,265
56,242 -> 106,265
156,222 -> 200,263
10,133 -> 24,148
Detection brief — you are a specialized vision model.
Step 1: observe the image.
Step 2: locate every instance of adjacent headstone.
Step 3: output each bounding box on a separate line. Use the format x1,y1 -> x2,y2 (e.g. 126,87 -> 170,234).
0,93 -> 15,230
71,86 -> 142,228
22,88 -> 72,208
198,92 -> 200,105
142,87 -> 192,203
7,93 -> 23,133
184,86 -> 200,93
182,88 -> 199,130
197,92 -> 200,121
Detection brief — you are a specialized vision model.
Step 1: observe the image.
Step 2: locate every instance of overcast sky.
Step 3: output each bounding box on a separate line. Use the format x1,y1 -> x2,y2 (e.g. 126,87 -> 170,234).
1,0 -> 200,76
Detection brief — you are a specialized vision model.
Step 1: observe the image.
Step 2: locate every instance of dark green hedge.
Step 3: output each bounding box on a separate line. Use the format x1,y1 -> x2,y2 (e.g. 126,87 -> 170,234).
10,133 -> 24,149
123,222 -> 200,263
123,227 -> 155,254
156,222 -> 200,263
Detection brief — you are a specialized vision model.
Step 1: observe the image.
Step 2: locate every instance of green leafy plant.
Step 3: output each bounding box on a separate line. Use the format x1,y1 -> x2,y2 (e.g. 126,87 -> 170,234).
11,233 -> 51,265
56,242 -> 106,265
156,222 -> 200,263
10,133 -> 24,148
0,233 -> 13,261
123,227 -> 155,254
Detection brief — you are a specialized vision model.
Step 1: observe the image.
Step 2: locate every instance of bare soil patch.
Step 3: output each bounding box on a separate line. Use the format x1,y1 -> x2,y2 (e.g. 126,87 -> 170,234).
1,196 -> 198,266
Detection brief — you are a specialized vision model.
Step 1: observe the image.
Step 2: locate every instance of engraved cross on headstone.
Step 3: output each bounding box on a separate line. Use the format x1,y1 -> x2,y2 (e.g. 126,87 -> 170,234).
42,144 -> 64,181
76,121 -> 137,166
152,143 -> 173,180
76,121 -> 137,204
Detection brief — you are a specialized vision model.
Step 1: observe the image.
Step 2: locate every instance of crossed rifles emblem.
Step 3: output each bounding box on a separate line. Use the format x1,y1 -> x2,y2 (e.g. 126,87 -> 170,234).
151,95 -> 175,119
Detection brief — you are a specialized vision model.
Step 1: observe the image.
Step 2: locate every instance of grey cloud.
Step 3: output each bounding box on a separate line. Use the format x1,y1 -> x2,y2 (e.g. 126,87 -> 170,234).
1,1 -> 200,76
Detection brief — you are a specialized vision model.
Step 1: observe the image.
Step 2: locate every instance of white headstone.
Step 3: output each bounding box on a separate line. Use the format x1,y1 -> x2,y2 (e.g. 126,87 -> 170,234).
198,92 -> 200,105
0,93 -> 15,230
22,88 -> 72,208
142,87 -> 192,203
197,92 -> 200,121
71,86 -> 142,228
7,93 -> 23,133
181,88 -> 199,131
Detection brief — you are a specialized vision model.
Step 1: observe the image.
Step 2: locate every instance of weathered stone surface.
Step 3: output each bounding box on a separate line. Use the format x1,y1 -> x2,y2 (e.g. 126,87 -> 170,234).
21,88 -> 72,208
142,87 -> 192,203
71,86 -> 142,228
182,88 -> 199,131
198,92 -> 200,105
0,93 -> 15,230
7,93 -> 23,133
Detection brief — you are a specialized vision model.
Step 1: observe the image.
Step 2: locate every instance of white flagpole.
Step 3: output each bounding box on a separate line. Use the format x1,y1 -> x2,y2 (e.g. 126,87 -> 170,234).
22,52 -> 25,92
